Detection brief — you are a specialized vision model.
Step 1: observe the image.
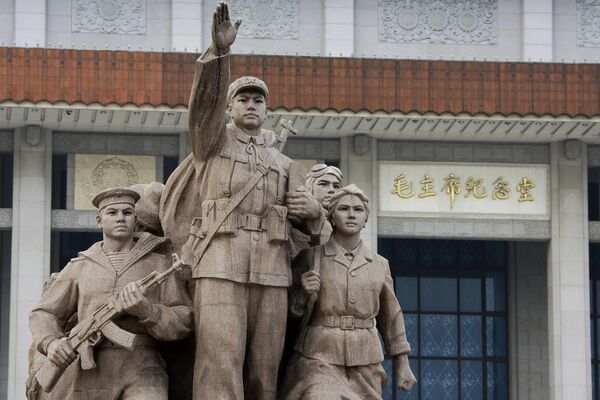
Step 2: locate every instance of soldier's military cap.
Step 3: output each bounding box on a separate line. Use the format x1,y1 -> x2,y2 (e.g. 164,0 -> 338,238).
92,187 -> 140,211
227,76 -> 269,104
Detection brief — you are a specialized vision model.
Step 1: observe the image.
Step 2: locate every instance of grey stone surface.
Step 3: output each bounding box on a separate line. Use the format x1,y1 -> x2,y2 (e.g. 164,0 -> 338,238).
378,216 -> 550,239
72,0 -> 147,35
377,141 -> 550,164
229,0 -> 299,39
283,138 -> 341,161
53,133 -> 179,157
588,146 -> 600,167
51,209 -> 98,231
0,130 -> 12,152
589,221 -> 600,242
0,208 -> 11,228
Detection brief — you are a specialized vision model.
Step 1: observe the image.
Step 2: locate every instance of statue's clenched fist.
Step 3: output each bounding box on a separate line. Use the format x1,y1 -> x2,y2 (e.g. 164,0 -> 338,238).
47,337 -> 76,368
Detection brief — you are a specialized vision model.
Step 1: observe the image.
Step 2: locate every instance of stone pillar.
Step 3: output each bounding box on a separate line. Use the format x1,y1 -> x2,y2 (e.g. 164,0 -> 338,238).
548,140 -> 592,400
14,0 -> 46,47
522,0 -> 553,61
509,241 -> 550,400
340,134 -> 377,251
324,0 -> 354,57
8,126 -> 52,400
171,0 -> 202,52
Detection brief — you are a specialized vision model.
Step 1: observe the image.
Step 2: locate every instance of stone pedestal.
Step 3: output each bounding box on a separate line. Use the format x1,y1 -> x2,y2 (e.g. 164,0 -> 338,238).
548,140 -> 592,400
8,126 -> 52,400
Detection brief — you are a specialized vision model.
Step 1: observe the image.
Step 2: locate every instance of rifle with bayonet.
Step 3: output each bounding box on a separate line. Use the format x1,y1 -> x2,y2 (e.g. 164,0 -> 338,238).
33,253 -> 186,393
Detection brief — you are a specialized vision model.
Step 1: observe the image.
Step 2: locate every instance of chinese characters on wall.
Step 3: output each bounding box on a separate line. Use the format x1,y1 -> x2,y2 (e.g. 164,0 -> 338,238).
379,162 -> 549,218
392,173 -> 536,208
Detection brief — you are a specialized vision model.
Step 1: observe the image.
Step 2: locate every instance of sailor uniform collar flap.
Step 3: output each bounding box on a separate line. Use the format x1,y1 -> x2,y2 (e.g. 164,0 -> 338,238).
324,239 -> 373,271
79,233 -> 167,277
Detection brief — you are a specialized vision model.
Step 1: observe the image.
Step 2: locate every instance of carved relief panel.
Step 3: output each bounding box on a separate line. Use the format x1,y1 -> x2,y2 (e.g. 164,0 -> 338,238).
74,154 -> 156,209
72,0 -> 147,35
577,0 -> 600,47
228,0 -> 299,39
378,0 -> 498,45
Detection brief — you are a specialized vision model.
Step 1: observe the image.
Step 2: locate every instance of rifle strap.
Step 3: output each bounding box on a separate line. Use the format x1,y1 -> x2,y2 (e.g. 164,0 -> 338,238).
192,147 -> 279,272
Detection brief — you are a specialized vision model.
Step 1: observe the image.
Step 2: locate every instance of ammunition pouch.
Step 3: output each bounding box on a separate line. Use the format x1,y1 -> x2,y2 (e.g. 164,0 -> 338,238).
200,199 -> 238,236
266,205 -> 288,242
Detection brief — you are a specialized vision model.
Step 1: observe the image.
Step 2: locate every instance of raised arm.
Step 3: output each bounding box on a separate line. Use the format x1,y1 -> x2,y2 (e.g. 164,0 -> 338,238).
188,2 -> 242,161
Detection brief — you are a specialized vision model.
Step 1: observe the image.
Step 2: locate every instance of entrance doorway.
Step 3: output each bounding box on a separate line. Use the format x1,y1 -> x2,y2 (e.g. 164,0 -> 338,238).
378,238 -> 509,400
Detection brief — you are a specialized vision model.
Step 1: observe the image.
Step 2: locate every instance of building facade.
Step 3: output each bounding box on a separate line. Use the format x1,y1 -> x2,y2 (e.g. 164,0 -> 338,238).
2,0 -> 600,399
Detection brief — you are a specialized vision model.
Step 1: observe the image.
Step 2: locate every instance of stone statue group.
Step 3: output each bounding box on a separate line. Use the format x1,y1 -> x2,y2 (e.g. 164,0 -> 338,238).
26,3 -> 417,399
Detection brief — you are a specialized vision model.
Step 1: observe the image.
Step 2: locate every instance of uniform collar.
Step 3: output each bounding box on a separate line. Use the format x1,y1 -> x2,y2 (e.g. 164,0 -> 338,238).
79,233 -> 168,277
324,237 -> 373,271
235,131 -> 265,146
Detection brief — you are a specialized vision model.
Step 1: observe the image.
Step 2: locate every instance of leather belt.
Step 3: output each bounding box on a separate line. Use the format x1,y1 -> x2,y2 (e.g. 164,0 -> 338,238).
311,315 -> 375,330
238,214 -> 267,231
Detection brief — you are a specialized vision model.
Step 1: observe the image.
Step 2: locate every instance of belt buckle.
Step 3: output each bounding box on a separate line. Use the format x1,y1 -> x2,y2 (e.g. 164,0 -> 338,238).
340,315 -> 355,330
244,215 -> 262,231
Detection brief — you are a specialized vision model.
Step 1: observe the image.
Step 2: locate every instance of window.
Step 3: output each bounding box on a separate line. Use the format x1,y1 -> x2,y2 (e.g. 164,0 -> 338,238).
51,231 -> 102,273
0,153 -> 12,208
590,243 -> 600,399
378,239 -> 509,400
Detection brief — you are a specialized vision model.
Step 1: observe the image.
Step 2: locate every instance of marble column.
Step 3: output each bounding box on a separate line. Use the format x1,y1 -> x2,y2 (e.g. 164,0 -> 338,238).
548,140 -> 592,400
8,126 -> 52,400
171,0 -> 202,52
324,0 -> 354,57
14,0 -> 46,47
522,0 -> 553,61
340,134 -> 377,251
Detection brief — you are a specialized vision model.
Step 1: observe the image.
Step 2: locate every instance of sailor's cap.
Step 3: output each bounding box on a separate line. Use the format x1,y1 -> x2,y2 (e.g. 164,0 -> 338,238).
227,76 -> 269,104
92,187 -> 140,211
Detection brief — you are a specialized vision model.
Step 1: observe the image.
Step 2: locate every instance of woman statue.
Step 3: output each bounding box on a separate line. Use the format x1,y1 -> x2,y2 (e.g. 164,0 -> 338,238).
281,184 -> 417,399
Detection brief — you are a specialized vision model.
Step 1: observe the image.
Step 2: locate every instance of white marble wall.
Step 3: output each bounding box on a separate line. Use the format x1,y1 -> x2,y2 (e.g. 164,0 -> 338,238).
3,0 -> 600,62
8,127 -> 52,400
0,0 -> 14,45
554,0 -> 600,62
522,0 -> 553,61
14,0 -> 45,47
548,140 -> 592,400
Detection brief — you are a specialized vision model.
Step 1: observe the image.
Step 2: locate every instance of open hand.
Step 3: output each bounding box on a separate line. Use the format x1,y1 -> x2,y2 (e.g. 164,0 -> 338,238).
211,2 -> 242,54
301,271 -> 321,295
47,337 -> 76,368
116,282 -> 152,319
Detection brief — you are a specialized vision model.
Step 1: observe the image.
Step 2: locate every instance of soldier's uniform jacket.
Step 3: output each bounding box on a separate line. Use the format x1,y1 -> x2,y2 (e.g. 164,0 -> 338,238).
160,50 -> 320,287
290,239 -> 412,366
29,233 -> 193,355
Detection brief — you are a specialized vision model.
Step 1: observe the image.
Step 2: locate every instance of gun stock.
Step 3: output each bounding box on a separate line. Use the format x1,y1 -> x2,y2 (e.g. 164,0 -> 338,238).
34,359 -> 64,393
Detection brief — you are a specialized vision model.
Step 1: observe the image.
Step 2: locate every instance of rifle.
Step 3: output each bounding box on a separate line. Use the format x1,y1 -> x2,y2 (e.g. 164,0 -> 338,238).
33,253 -> 186,393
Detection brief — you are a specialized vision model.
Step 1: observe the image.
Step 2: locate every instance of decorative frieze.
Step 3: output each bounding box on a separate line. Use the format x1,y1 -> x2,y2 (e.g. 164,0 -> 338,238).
378,0 -> 498,45
228,0 -> 299,39
72,0 -> 146,35
578,0 -> 600,47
